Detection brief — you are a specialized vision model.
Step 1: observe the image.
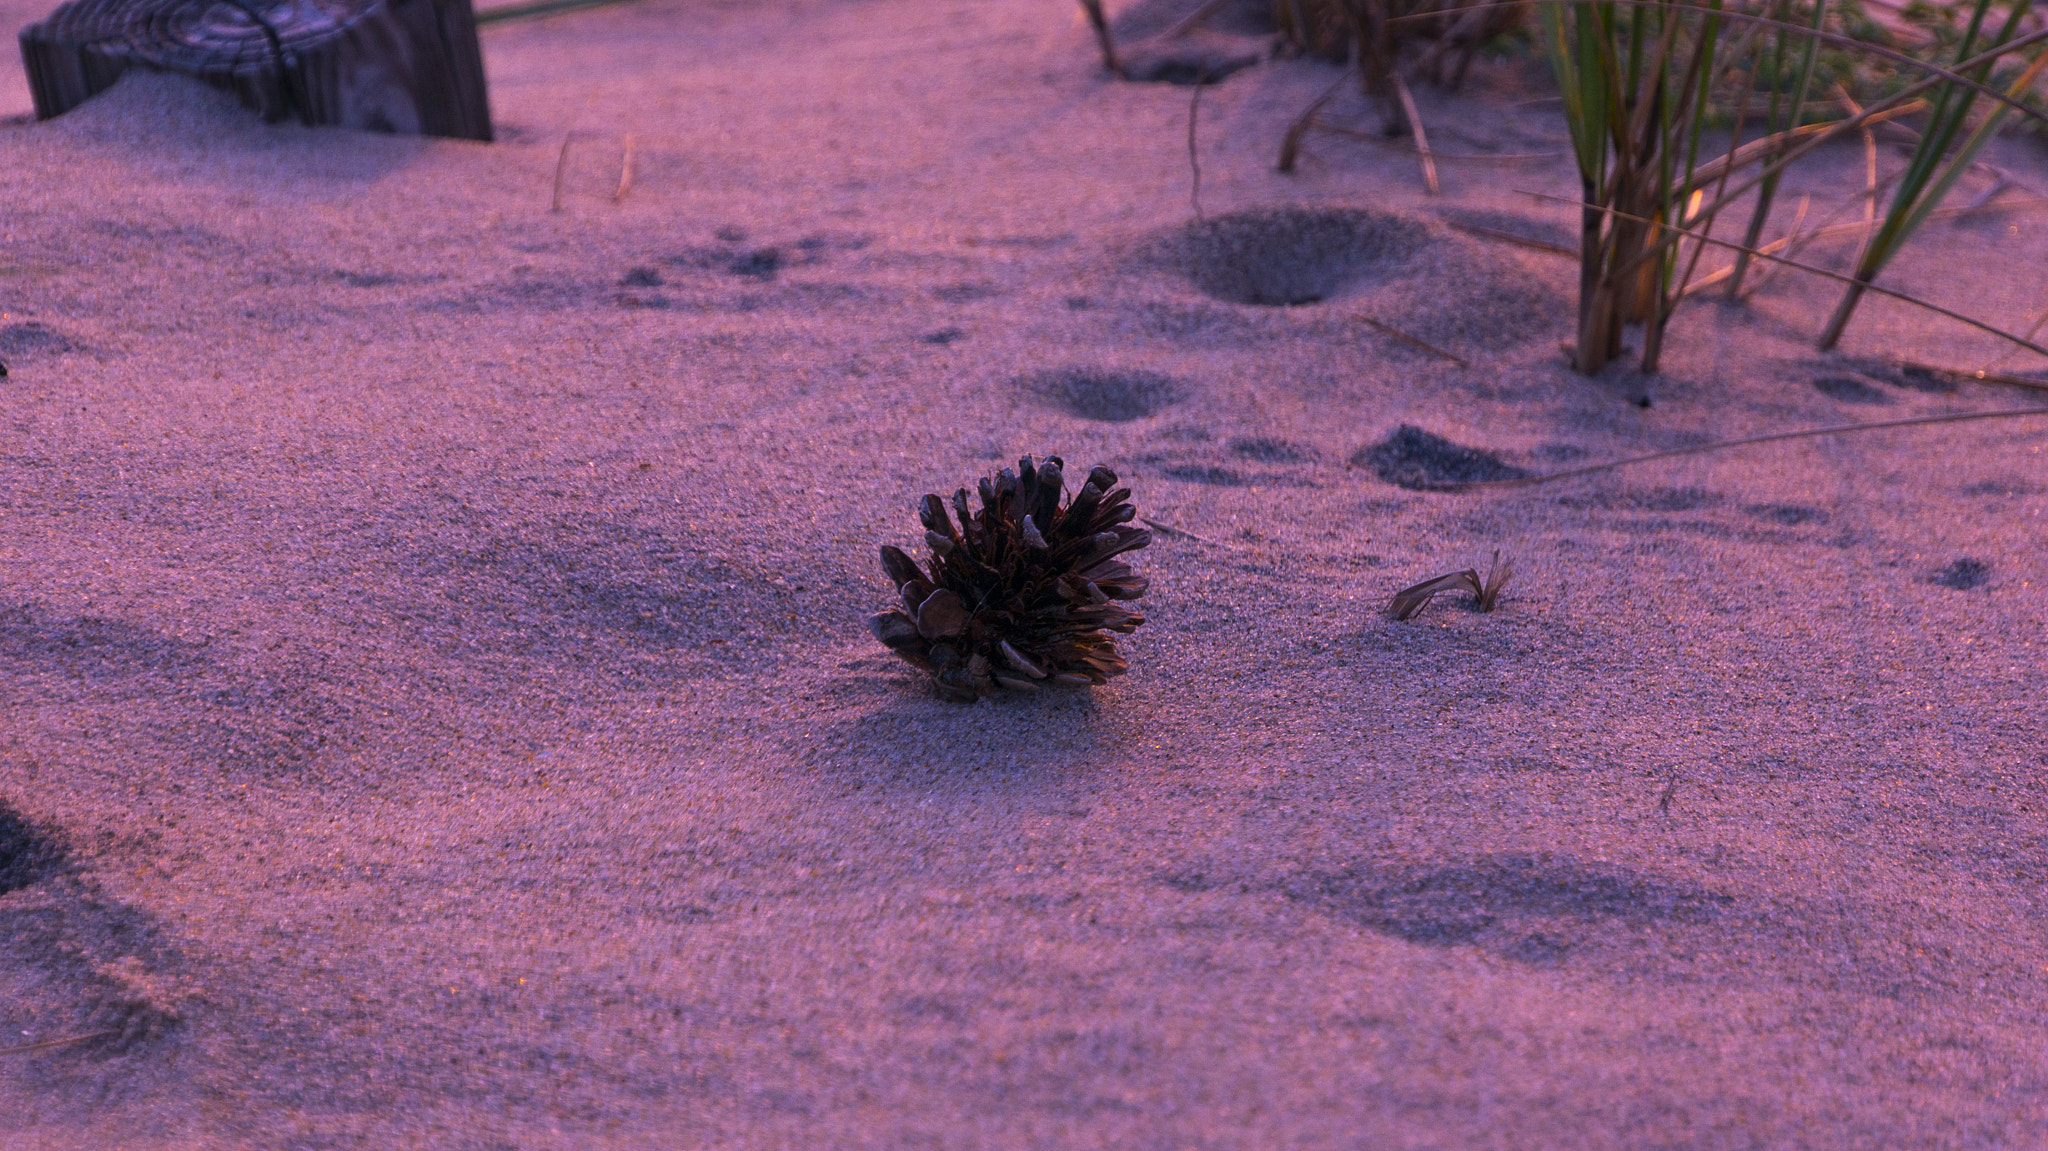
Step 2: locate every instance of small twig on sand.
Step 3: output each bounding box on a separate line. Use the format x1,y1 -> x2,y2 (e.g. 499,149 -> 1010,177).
1139,516 -> 1217,545
1890,361 -> 2048,394
550,134 -> 572,212
1076,0 -> 1125,78
1976,307 -> 2048,375
613,133 -> 636,203
1390,72 -> 1439,195
1441,220 -> 1577,259
0,1031 -> 115,1056
1411,407 -> 2048,492
1357,315 -> 1469,367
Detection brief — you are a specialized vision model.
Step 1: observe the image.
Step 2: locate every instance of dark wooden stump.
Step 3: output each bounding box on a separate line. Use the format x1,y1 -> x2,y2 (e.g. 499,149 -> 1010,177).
19,0 -> 492,140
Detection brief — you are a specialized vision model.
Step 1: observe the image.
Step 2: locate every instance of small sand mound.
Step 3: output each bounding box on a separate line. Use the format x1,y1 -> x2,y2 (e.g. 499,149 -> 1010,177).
1353,425 -> 1527,489
1028,367 -> 1183,422
1163,207 -> 1430,306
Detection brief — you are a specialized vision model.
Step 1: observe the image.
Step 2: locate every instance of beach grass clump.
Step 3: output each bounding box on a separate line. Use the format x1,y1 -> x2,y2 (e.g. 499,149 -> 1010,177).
869,458 -> 1152,700
1541,0 -> 2048,374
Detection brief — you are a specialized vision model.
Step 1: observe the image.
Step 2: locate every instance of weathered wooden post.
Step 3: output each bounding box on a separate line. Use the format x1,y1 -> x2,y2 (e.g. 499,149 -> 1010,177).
19,0 -> 493,140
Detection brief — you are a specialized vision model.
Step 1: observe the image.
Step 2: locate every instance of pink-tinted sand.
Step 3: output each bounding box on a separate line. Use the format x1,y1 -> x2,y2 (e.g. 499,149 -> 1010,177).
1,1 -> 2046,1145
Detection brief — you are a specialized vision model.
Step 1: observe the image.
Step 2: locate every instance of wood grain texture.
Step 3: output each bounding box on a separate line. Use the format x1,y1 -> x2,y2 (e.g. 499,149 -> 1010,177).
19,0 -> 492,139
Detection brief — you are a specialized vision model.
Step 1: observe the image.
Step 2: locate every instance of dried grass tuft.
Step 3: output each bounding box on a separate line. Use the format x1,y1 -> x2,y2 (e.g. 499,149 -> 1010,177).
1389,550 -> 1515,619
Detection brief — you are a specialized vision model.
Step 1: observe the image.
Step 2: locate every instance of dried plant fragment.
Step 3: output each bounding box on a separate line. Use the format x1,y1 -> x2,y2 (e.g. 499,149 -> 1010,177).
870,456 -> 1151,700
1388,551 -> 1514,620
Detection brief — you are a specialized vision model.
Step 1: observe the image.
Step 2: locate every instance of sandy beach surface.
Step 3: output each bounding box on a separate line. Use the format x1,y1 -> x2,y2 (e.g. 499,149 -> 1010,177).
2,0 -> 2046,1145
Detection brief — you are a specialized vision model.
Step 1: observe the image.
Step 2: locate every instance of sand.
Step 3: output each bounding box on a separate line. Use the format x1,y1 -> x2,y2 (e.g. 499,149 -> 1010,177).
1,0 -> 2046,1145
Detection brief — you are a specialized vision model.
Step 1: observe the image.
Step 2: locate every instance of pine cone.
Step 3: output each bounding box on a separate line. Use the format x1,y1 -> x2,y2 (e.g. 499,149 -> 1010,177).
868,456 -> 1151,700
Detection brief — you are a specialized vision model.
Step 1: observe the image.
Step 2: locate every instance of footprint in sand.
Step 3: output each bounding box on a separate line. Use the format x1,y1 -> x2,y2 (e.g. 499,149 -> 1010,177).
1027,367 -> 1184,422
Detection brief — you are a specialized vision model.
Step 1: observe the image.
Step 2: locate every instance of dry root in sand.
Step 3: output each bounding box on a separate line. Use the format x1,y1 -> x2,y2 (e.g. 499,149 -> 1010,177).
870,457 -> 1151,701
1388,551 -> 1514,620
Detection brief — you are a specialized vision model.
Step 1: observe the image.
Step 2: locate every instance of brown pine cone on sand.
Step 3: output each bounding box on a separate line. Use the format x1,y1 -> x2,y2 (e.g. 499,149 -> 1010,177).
869,456 -> 1151,700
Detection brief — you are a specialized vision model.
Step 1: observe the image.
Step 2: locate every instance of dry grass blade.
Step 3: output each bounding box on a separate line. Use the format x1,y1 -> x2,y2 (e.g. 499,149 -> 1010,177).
1444,220 -> 1578,258
1357,315 -> 1471,366
1390,551 -> 1514,618
612,133 -> 636,203
0,1030 -> 115,1055
1978,306 -> 2048,374
550,134 -> 572,212
1138,516 -> 1218,545
1277,78 -> 1346,173
1389,570 -> 1481,620
1408,407 -> 2048,492
1890,362 -> 2048,393
1475,550 -> 1514,610
1390,72 -> 1439,195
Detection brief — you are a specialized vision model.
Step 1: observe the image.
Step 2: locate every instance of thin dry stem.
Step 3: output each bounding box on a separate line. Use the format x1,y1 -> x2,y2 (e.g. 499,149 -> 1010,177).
613,133 -> 636,203
0,1031 -> 115,1056
1390,72 -> 1440,195
1357,315 -> 1470,366
1076,0 -> 1125,77
1444,220 -> 1578,258
1277,80 -> 1345,173
550,135 -> 572,212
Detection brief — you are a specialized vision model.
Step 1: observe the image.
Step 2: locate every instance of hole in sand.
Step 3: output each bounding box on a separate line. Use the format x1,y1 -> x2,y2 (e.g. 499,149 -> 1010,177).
1030,367 -> 1182,422
0,801 -> 59,895
1353,425 -> 1527,489
1931,557 -> 1990,590
1168,207 -> 1430,307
